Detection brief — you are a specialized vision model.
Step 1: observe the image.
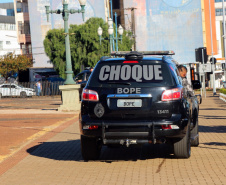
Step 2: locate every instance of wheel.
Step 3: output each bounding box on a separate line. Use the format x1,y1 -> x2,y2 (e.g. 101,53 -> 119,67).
191,116 -> 199,147
81,135 -> 101,160
0,93 -> 2,99
174,123 -> 191,158
20,91 -> 27,98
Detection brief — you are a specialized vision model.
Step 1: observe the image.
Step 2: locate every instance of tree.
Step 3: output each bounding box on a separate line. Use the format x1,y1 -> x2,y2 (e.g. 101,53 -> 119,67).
0,53 -> 33,81
44,17 -> 133,78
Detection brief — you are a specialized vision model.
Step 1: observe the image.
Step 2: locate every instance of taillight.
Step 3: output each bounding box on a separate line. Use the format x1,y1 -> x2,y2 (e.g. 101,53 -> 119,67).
88,125 -> 99,130
161,88 -> 182,101
123,61 -> 139,63
161,125 -> 172,130
82,89 -> 99,101
83,125 -> 99,130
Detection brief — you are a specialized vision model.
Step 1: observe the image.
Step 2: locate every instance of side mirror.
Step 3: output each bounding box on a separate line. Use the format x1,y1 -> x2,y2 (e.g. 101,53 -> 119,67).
192,80 -> 202,89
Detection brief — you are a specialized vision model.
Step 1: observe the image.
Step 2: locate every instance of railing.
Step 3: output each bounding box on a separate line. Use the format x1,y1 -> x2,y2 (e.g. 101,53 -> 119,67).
219,93 -> 226,102
0,81 -> 64,98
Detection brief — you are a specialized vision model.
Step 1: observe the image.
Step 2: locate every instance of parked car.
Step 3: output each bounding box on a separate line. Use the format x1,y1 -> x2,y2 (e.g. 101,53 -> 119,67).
79,51 -> 201,160
0,83 -> 36,98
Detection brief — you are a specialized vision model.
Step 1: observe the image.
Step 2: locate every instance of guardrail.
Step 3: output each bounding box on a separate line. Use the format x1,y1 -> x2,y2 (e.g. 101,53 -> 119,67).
219,93 -> 226,102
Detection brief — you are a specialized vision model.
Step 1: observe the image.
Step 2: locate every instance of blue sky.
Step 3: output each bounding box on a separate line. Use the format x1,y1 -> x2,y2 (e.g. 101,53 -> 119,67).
1,0 -> 14,3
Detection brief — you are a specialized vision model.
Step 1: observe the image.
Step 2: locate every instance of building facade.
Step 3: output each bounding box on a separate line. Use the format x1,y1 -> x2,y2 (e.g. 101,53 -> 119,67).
214,0 -> 226,87
0,2 -> 20,56
13,0 -> 32,59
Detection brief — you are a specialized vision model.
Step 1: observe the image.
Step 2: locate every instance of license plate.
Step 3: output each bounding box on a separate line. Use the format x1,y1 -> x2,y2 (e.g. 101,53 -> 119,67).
117,99 -> 142,107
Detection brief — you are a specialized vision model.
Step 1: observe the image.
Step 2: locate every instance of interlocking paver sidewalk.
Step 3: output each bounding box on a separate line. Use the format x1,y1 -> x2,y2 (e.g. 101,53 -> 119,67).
0,94 -> 225,185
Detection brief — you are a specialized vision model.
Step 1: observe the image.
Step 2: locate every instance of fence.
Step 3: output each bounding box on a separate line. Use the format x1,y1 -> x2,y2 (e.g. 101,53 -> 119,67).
219,93 -> 226,102
0,81 -> 64,98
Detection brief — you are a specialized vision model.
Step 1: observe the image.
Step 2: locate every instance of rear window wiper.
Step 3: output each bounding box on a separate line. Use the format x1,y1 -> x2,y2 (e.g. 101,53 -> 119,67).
107,82 -> 131,85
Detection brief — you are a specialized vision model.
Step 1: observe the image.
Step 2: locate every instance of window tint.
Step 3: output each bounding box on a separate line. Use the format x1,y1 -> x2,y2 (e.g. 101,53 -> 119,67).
88,61 -> 175,87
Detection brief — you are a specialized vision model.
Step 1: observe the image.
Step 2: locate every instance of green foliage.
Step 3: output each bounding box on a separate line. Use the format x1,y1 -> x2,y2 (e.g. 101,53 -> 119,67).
44,17 -> 133,78
0,53 -> 32,80
220,88 -> 226,94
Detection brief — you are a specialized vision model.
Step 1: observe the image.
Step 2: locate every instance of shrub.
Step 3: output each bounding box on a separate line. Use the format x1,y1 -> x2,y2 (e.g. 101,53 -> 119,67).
220,88 -> 226,94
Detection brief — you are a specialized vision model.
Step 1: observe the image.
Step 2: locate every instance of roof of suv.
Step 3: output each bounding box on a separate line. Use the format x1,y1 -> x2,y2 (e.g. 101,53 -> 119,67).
100,51 -> 176,64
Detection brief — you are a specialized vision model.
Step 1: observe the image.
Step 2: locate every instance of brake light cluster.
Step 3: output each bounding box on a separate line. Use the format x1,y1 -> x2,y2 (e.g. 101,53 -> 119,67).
161,88 -> 182,101
82,89 -> 99,101
123,61 -> 139,63
161,125 -> 172,130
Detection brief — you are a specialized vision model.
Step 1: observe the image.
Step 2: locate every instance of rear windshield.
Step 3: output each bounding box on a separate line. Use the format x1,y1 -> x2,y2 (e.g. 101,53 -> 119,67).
88,61 -> 175,87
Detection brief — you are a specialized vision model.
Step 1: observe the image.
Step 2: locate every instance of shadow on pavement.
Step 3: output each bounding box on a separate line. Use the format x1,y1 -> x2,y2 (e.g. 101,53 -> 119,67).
199,115 -> 226,119
199,125 -> 226,133
203,142 -> 226,146
27,140 -> 174,162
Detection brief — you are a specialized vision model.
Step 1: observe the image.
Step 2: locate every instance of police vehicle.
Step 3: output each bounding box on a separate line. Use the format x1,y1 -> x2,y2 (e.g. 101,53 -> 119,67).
79,51 -> 201,160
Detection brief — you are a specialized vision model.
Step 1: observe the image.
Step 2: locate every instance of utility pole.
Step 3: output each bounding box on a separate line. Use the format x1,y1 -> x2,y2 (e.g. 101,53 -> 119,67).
208,0 -> 216,95
125,7 -> 137,51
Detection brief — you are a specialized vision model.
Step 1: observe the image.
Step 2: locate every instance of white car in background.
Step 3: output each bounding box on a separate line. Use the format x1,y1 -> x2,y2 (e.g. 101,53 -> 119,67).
0,83 -> 36,98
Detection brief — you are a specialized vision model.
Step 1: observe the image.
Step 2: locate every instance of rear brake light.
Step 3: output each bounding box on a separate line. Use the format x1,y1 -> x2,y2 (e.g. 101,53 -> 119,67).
89,125 -> 99,130
161,88 -> 182,101
82,89 -> 99,101
161,125 -> 172,130
83,125 -> 99,130
123,61 -> 139,63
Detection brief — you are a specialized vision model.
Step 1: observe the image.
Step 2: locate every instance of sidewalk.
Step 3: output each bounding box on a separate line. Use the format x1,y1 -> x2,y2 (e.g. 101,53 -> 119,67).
0,94 -> 225,185
0,97 -> 78,164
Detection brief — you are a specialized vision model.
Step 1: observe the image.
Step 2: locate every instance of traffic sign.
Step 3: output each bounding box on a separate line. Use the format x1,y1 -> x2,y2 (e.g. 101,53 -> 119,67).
199,63 -> 212,75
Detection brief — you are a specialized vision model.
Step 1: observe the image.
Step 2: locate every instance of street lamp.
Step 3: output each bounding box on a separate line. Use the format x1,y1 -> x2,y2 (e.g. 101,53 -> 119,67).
98,16 -> 124,53
45,0 -> 86,85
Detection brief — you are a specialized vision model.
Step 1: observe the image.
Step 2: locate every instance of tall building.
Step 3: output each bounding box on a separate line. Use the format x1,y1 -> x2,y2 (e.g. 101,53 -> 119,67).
123,0 -> 217,64
214,0 -> 226,87
13,0 -> 32,59
110,0 -> 125,28
0,2 -> 20,56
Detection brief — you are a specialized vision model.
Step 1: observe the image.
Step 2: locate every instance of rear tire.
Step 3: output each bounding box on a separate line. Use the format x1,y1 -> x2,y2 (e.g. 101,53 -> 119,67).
191,116 -> 199,147
20,91 -> 27,98
81,135 -> 101,160
0,93 -> 2,99
174,123 -> 191,158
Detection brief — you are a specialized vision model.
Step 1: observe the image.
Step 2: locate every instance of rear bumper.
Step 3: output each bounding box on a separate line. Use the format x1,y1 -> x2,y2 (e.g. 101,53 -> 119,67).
79,114 -> 189,141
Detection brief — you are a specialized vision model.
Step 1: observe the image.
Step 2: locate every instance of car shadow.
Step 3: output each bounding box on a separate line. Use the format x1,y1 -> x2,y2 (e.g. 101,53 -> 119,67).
199,125 -> 226,133
27,140 -> 174,162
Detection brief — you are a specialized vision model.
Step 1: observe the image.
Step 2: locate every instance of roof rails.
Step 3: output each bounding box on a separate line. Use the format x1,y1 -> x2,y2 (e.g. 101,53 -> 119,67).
111,50 -> 175,57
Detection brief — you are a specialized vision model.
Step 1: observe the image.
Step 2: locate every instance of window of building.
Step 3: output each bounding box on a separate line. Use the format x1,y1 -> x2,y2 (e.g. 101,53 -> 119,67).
6,41 -> 11,45
28,44 -> 32,54
215,8 -> 226,16
112,0 -> 120,9
18,21 -> 24,34
0,23 -> 15,31
113,14 -> 121,25
7,9 -> 14,16
215,0 -> 226,2
17,8 -> 22,13
24,21 -> 30,35
24,5 -> 29,13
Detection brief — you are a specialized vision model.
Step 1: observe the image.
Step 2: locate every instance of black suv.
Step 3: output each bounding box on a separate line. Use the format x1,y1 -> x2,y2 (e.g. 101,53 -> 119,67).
79,51 -> 201,160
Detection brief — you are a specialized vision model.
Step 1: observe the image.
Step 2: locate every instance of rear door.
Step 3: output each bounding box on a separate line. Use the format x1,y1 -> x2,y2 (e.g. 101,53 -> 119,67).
87,60 -> 178,120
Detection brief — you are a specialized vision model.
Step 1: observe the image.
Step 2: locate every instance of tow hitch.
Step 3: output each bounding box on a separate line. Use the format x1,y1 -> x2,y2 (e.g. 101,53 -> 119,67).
102,122 -> 156,147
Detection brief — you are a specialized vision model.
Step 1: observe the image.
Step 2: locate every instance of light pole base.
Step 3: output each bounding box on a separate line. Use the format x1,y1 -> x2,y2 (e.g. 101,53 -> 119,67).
213,92 -> 217,96
58,84 -> 81,112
